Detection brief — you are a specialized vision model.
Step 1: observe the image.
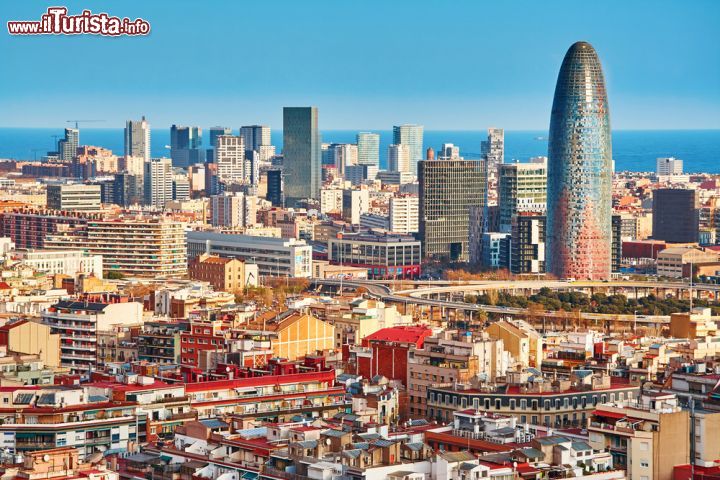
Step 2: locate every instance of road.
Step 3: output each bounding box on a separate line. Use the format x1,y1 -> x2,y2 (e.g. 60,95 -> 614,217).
311,278 -> 673,325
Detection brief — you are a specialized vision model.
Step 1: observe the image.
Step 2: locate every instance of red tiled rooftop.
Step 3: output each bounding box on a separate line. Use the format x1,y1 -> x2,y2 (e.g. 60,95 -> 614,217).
362,326 -> 433,346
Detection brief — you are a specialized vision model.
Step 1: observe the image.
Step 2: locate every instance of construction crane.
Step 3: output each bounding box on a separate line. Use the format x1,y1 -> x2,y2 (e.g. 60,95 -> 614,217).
66,119 -> 105,128
30,148 -> 44,161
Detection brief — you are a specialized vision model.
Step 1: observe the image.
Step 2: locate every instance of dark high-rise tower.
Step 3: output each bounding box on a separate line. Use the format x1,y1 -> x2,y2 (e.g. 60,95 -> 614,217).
546,42 -> 612,280
283,107 -> 321,205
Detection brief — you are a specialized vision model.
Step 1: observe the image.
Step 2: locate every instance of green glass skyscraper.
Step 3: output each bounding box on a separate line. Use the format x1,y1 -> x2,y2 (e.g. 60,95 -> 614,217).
393,124 -> 423,175
357,132 -> 380,167
283,107 -> 321,205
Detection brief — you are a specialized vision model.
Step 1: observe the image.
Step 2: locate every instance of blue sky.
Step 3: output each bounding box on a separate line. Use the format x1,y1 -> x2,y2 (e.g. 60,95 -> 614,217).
1,0 -> 719,130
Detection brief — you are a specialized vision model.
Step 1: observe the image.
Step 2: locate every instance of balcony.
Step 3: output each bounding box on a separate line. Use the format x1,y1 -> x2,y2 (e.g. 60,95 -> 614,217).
167,411 -> 196,422
45,321 -> 95,332
147,395 -> 190,405
85,436 -> 111,445
62,353 -> 96,361
16,441 -> 56,449
589,422 -> 637,435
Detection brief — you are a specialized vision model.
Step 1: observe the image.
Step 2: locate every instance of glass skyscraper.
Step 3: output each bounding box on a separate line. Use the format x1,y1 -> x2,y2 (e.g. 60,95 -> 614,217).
393,124 -> 423,175
240,125 -> 271,152
546,41 -> 612,280
58,128 -> 79,163
283,107 -> 321,205
357,132 -> 380,167
419,158 -> 486,262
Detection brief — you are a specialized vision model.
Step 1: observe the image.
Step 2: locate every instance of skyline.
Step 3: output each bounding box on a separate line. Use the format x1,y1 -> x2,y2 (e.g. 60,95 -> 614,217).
1,0 -> 719,130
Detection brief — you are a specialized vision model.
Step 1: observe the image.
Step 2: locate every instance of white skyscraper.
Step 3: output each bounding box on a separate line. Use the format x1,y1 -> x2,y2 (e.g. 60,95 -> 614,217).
656,157 -> 683,176
334,143 -> 358,176
439,143 -> 460,160
210,192 -> 257,228
357,132 -> 380,167
143,157 -> 173,208
481,127 -> 504,164
392,124 -> 423,175
388,144 -> 411,173
125,116 -> 151,162
215,135 -> 247,183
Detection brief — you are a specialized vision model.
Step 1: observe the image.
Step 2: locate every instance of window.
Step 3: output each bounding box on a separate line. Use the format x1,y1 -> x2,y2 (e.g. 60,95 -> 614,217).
640,460 -> 649,468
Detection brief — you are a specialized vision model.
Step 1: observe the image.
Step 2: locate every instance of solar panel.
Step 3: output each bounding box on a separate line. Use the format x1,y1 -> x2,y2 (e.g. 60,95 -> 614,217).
14,393 -> 34,404
36,393 -> 56,405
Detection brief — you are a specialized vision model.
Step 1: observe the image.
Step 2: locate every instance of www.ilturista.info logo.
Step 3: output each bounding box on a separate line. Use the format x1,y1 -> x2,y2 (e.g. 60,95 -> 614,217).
7,7 -> 150,36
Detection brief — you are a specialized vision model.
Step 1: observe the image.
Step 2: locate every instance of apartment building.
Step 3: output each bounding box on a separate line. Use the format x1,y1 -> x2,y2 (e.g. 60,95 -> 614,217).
244,311 -> 335,361
0,319 -> 61,368
0,385 -> 137,458
41,300 -> 143,373
428,372 -> 640,428
138,320 -> 189,365
0,209 -> 90,249
45,217 -> 187,278
407,330 -> 508,418
589,393 -> 690,480
184,358 -> 348,422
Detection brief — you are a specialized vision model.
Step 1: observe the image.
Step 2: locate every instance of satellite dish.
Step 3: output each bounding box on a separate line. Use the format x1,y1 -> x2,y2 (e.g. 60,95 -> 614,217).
43,454 -> 50,462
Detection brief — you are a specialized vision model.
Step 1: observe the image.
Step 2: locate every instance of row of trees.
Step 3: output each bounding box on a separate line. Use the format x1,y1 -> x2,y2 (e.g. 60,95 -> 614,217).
466,287 -> 720,315
234,278 -> 310,307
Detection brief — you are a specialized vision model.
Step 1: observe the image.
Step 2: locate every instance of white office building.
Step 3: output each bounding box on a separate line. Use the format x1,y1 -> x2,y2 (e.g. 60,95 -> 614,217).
333,143 -> 358,176
215,135 -> 248,184
656,157 -> 683,176
143,158 -> 173,208
342,189 -> 369,225
389,195 -> 419,234
15,249 -> 104,279
46,184 -> 101,211
186,231 -> 312,277
388,144 -> 411,173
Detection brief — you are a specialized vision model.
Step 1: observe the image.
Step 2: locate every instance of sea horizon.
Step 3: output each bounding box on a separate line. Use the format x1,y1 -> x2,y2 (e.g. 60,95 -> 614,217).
1,127 -> 718,173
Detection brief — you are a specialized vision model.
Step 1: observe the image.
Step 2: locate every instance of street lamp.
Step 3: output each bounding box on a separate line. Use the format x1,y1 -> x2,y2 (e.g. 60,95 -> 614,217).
633,310 -> 638,333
